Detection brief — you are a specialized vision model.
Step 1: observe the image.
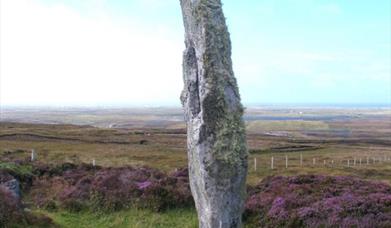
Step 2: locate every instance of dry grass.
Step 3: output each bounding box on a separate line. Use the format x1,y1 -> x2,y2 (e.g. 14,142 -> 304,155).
1,121 -> 390,185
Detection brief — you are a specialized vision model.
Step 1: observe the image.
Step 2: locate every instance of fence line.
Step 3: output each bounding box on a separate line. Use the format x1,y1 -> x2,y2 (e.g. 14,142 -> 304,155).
249,154 -> 390,171
20,148 -> 391,172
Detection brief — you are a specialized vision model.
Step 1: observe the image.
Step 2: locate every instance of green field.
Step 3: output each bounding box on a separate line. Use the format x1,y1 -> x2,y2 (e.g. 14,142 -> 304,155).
38,209 -> 198,228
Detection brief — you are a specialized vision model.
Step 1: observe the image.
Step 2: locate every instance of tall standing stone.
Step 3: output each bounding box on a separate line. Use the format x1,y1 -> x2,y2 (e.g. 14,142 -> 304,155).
179,0 -> 248,227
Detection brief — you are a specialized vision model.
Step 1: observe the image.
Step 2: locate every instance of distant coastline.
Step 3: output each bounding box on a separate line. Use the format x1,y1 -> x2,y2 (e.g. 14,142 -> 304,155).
1,102 -> 390,110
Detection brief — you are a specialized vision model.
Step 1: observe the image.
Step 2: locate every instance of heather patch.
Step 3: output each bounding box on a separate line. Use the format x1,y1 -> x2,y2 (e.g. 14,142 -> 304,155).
0,186 -> 55,228
2,160 -> 391,227
29,165 -> 193,212
245,175 -> 391,228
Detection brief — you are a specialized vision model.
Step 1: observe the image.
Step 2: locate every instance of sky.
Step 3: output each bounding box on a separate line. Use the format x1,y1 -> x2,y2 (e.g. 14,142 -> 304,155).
0,0 -> 390,107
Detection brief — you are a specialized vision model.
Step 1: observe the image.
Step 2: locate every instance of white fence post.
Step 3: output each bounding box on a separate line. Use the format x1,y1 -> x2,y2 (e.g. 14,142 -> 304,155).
31,149 -> 36,162
92,159 -> 96,167
271,157 -> 274,170
285,155 -> 288,169
254,157 -> 257,171
300,153 -> 303,167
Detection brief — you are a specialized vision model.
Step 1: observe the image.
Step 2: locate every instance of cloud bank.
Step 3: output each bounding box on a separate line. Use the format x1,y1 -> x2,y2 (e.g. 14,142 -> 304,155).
1,0 -> 184,106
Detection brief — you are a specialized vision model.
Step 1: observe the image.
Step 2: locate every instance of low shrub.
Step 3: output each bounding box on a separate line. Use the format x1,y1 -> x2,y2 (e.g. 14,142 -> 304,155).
32,162 -> 96,177
30,165 -> 194,212
0,186 -> 22,227
22,161 -> 391,227
245,175 -> 391,228
30,176 -> 70,209
0,186 -> 55,228
0,162 -> 34,190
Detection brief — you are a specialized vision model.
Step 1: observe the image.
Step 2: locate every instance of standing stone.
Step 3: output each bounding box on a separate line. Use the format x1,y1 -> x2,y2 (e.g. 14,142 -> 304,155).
179,0 -> 248,227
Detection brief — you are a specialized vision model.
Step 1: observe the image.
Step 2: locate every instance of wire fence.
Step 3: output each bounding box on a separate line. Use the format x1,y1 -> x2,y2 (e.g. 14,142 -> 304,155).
250,153 -> 391,171
24,149 -> 391,171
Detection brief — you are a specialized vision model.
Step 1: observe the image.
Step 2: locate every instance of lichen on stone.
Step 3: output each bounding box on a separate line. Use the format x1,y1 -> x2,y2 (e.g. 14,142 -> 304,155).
180,0 -> 248,226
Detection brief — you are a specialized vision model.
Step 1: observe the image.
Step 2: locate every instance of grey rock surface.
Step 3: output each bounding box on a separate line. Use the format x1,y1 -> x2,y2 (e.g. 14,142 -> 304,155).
2,179 -> 21,199
179,0 -> 248,227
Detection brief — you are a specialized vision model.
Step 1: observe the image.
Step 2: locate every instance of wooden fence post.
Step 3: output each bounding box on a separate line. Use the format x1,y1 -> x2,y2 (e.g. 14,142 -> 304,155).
254,158 -> 257,171
285,155 -> 288,169
31,149 -> 36,162
271,157 -> 274,170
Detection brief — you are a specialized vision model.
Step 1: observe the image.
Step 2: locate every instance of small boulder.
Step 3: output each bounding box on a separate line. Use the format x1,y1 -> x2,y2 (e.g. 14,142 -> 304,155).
1,178 -> 21,199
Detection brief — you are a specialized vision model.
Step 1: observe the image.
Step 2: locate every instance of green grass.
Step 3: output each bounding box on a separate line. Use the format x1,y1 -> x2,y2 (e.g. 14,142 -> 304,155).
0,162 -> 33,176
39,208 -> 262,228
40,208 -> 198,228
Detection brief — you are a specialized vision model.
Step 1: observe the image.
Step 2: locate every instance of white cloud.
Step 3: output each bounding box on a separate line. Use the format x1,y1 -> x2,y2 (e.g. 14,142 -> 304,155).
0,0 -> 184,106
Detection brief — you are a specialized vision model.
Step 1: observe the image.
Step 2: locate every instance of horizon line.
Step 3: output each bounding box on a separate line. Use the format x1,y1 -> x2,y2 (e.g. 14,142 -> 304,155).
1,102 -> 390,109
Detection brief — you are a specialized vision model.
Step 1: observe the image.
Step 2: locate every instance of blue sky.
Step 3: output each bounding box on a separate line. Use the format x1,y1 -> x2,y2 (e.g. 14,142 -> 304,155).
1,0 -> 390,106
